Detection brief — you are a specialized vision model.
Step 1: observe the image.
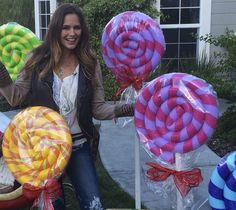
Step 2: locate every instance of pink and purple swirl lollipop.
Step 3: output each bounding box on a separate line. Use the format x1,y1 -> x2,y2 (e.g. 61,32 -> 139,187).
134,73 -> 219,163
101,11 -> 165,90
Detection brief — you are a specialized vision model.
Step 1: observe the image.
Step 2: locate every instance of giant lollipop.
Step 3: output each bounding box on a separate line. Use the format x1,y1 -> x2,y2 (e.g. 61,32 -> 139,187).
102,11 -> 165,91
209,151 -> 236,210
0,22 -> 41,81
2,106 -> 72,187
135,73 -> 219,163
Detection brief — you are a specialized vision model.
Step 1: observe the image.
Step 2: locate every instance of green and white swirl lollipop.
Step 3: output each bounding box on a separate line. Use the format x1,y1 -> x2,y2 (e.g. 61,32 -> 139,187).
0,22 -> 41,81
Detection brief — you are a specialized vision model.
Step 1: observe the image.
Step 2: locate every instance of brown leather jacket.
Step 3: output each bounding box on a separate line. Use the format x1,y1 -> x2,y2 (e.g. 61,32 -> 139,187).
0,61 -> 117,119
0,61 -> 120,160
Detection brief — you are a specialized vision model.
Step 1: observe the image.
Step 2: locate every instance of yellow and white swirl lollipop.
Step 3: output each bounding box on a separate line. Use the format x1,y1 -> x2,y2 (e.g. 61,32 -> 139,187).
2,106 -> 72,187
0,22 -> 41,80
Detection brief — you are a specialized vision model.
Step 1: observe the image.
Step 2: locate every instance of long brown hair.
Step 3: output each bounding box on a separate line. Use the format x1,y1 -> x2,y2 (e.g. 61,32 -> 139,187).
24,3 -> 97,79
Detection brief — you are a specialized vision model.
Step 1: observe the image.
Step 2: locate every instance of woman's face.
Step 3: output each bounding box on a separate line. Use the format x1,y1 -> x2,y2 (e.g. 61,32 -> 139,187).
60,13 -> 82,50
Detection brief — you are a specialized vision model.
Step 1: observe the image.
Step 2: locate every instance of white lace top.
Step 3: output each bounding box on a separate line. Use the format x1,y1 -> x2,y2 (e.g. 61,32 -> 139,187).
53,64 -> 87,146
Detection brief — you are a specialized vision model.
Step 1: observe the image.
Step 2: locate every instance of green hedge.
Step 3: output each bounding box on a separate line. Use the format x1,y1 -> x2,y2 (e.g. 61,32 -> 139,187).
0,0 -> 34,31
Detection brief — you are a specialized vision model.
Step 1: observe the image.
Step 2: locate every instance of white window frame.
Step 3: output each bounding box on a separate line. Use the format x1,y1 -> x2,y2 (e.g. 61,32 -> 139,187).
155,0 -> 212,59
199,0 -> 211,58
34,0 -> 57,40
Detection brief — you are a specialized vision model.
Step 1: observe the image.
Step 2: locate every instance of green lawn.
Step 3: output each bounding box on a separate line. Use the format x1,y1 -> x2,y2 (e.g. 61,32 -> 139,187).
96,156 -> 136,209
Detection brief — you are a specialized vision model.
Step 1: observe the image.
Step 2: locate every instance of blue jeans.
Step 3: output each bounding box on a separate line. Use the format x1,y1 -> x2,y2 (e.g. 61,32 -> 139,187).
66,141 -> 103,210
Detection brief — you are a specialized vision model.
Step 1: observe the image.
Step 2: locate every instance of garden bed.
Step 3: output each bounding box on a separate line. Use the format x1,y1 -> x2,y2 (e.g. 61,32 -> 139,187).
208,137 -> 236,158
208,104 -> 236,158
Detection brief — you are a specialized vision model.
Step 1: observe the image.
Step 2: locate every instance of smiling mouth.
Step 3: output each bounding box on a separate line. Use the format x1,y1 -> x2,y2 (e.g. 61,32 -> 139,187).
65,37 -> 78,42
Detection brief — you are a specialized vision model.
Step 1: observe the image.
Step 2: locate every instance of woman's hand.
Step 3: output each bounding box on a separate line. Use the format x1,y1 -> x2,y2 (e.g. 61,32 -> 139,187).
0,62 -> 12,87
114,103 -> 135,117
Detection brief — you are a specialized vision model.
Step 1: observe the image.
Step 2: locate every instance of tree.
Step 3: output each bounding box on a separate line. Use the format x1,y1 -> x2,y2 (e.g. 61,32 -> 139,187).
0,0 -> 34,32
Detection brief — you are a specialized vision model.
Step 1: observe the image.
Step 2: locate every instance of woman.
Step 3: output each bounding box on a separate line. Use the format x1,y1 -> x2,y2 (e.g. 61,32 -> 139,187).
0,3 -> 133,210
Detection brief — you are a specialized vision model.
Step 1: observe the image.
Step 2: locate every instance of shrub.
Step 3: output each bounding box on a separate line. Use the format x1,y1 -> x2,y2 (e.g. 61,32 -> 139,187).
213,105 -> 236,142
200,29 -> 236,71
0,0 -> 34,31
199,29 -> 236,100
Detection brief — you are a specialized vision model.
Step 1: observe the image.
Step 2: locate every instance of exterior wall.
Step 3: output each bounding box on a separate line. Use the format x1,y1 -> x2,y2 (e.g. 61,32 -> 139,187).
34,0 -> 57,40
156,0 -> 211,71
210,0 -> 236,54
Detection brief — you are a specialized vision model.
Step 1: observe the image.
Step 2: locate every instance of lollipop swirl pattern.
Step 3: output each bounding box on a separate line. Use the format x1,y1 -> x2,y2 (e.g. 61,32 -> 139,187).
0,22 -> 40,80
134,73 -> 219,163
209,151 -> 236,210
102,11 -> 165,87
2,106 -> 72,187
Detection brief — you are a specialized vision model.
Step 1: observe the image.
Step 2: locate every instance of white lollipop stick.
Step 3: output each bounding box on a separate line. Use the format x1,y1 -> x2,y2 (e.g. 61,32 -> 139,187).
135,130 -> 141,209
176,153 -> 184,210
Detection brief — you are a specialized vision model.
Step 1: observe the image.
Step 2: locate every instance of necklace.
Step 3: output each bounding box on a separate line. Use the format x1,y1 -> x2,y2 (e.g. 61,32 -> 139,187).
58,68 -> 64,77
59,56 -> 78,78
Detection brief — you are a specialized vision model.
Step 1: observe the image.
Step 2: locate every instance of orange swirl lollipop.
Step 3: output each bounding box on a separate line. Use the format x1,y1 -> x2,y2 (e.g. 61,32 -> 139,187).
2,106 -> 72,187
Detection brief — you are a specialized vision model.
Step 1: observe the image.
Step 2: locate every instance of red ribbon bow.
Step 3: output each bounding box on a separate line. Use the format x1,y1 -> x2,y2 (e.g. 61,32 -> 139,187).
146,162 -> 203,197
115,75 -> 146,97
23,179 -> 62,210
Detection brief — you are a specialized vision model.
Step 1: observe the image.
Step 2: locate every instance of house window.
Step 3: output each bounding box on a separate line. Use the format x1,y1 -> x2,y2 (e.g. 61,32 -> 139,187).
34,0 -> 57,40
157,0 -> 211,72
162,28 -> 198,71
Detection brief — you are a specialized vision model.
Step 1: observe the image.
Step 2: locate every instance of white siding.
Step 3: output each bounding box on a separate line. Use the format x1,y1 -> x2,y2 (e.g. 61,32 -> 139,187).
210,0 -> 236,54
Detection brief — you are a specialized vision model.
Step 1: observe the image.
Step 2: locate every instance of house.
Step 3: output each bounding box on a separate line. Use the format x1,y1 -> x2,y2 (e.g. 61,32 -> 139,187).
34,0 -> 236,71
155,0 -> 236,71
210,0 -> 236,56
34,0 -> 57,39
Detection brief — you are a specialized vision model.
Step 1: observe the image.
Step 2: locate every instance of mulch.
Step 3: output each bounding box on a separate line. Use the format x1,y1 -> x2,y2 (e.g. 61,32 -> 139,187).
208,138 -> 236,158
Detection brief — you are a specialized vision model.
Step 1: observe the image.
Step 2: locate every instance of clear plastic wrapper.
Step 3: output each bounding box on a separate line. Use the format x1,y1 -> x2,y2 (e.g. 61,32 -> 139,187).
102,11 -> 166,128
142,151 -> 205,209
143,169 -> 196,209
115,86 -> 139,128
134,72 -> 219,164
135,73 -> 220,209
142,143 -> 204,170
23,178 -> 63,210
2,106 -> 72,210
101,11 -> 165,96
